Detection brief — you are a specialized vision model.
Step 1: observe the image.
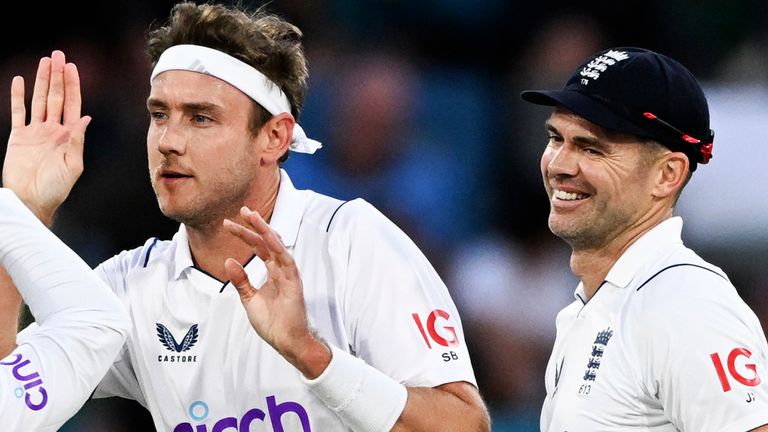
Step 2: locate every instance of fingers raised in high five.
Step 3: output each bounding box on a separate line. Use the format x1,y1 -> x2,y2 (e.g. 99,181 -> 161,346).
4,50 -> 91,225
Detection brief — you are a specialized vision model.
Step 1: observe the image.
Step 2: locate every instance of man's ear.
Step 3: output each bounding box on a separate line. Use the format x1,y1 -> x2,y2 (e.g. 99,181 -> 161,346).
259,112 -> 294,164
652,151 -> 689,199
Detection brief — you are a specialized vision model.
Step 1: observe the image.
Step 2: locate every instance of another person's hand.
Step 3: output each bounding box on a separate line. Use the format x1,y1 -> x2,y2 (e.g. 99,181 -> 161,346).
3,50 -> 91,226
223,206 -> 330,378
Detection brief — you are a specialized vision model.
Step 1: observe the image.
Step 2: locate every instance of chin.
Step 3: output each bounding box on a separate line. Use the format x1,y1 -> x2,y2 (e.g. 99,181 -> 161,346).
548,217 -> 582,243
157,200 -> 188,221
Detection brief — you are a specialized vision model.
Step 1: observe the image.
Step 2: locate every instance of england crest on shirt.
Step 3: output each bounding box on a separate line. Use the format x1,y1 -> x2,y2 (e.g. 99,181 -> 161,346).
578,327 -> 613,396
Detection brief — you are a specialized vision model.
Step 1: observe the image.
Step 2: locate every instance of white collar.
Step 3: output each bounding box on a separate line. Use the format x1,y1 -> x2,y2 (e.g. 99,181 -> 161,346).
573,217 -> 684,300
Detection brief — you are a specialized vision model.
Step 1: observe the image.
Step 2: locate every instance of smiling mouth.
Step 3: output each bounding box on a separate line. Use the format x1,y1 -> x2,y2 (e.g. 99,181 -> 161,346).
553,189 -> 588,201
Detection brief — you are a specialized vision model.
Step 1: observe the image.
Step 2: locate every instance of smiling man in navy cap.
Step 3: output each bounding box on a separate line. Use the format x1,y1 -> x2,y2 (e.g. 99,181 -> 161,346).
522,47 -> 768,431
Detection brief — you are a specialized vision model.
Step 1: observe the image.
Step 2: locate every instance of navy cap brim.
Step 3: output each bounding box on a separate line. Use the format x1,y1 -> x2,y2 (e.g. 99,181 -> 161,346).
521,89 -> 652,139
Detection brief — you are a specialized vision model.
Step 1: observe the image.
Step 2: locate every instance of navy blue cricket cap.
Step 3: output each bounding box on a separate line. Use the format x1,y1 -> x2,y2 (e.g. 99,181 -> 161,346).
521,47 -> 714,171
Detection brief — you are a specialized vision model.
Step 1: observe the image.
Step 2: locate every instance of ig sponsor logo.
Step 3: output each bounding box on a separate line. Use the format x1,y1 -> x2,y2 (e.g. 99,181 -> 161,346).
0,353 -> 48,411
412,309 -> 461,362
174,395 -> 310,432
710,347 -> 762,392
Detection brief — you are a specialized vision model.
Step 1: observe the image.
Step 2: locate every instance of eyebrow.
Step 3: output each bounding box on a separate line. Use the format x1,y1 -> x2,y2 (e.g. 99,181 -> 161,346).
545,120 -> 605,147
146,97 -> 222,113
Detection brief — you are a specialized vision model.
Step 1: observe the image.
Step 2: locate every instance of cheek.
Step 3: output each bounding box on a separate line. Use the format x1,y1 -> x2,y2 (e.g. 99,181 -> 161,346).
146,125 -> 160,150
540,149 -> 554,176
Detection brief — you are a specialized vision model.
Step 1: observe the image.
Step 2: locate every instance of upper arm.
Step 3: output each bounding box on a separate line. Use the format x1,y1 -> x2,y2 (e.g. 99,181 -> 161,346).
395,381 -> 490,432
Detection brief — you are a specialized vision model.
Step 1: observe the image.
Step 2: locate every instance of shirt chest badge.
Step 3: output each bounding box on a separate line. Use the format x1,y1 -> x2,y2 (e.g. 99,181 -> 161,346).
156,322 -> 200,364
578,327 -> 613,395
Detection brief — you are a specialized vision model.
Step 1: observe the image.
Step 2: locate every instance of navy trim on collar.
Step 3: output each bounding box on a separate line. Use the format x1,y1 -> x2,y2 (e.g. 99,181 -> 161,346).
326,200 -> 351,232
636,263 -> 726,292
143,238 -> 160,268
219,255 -> 258,293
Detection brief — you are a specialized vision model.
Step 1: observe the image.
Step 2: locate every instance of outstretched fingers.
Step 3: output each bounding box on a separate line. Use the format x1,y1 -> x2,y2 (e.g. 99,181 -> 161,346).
63,62 -> 83,126
224,258 -> 258,303
223,218 -> 270,262
46,50 -> 66,123
30,56 -> 51,122
240,207 -> 294,267
10,76 -> 25,130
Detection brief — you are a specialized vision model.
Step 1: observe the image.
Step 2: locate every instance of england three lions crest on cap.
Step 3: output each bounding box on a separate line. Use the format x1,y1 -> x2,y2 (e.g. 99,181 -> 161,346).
579,50 -> 629,84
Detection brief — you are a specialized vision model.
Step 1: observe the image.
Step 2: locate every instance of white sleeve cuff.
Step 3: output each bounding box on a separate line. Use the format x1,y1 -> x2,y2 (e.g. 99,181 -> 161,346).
302,344 -> 407,431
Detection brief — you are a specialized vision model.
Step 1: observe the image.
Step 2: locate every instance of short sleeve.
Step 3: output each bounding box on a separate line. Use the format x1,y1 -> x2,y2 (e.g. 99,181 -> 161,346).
639,270 -> 768,432
330,200 -> 477,388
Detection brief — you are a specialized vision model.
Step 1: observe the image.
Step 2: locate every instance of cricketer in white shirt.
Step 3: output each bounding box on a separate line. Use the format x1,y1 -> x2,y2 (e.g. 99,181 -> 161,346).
0,189 -> 129,431
71,170 -> 476,431
541,217 -> 768,431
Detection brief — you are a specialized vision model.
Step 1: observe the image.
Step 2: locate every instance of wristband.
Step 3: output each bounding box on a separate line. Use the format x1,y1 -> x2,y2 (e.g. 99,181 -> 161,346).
302,344 -> 407,431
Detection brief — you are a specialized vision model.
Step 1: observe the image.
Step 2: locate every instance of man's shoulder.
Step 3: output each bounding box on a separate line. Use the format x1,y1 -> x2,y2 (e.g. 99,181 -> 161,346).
625,246 -> 743,326
303,193 -> 388,234
632,245 -> 731,297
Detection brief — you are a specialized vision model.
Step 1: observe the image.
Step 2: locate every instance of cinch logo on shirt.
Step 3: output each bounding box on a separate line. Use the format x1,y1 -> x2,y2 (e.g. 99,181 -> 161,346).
157,322 -> 199,363
173,396 -> 310,432
0,353 -> 48,411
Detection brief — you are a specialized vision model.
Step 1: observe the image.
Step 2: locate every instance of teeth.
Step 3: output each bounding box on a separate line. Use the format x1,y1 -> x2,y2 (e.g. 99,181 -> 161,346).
553,189 -> 587,201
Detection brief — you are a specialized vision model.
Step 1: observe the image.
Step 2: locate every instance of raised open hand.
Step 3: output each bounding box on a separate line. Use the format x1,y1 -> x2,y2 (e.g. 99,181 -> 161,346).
223,206 -> 329,376
223,207 -> 310,350
2,50 -> 92,226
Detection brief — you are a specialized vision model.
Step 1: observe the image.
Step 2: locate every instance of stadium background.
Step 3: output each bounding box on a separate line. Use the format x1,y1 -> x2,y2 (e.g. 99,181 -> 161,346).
1,0 -> 767,430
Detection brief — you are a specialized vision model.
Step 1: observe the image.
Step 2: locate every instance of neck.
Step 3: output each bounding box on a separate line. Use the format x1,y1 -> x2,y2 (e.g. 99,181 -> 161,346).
570,207 -> 673,300
185,170 -> 281,281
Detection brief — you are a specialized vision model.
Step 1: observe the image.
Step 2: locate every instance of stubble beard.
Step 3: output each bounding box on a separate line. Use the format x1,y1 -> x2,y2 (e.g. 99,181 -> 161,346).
548,200 -> 631,252
153,176 -> 253,231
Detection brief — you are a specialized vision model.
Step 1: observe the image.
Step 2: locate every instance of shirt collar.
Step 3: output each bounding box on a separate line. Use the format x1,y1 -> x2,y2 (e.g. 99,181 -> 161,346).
572,216 -> 684,300
269,169 -> 306,249
603,216 -> 684,289
171,169 -> 307,279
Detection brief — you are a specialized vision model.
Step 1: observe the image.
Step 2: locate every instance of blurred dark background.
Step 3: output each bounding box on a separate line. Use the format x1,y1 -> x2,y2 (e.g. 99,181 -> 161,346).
3,1 -> 767,430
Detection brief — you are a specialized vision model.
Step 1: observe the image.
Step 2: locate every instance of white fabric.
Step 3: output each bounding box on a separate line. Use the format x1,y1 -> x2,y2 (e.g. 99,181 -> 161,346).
0,189 -> 128,431
541,217 -> 768,432
151,44 -> 322,154
302,344 -> 408,431
82,170 -> 475,431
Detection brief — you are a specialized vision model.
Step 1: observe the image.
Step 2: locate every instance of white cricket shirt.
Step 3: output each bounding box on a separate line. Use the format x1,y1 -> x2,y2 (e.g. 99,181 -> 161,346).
92,170 -> 476,431
0,189 -> 128,431
541,217 -> 768,432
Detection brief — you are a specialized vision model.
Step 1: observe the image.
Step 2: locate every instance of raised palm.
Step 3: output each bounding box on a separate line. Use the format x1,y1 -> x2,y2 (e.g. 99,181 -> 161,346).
2,51 -> 91,225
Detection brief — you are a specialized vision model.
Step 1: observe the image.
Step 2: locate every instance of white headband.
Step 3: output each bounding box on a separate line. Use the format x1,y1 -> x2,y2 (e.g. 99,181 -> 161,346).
150,44 -> 322,154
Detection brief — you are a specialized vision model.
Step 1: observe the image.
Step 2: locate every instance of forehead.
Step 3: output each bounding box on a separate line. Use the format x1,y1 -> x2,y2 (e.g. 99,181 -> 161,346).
547,108 -> 643,144
149,70 -> 250,107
